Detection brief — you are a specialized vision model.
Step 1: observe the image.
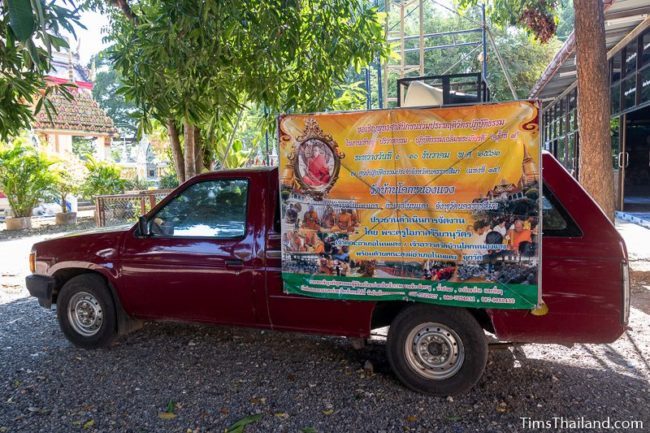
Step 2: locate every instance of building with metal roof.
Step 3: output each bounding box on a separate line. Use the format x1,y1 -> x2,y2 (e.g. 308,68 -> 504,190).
530,0 -> 650,216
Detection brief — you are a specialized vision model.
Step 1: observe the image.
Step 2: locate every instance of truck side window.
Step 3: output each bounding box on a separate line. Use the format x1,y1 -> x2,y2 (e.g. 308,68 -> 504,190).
542,185 -> 582,237
150,179 -> 248,238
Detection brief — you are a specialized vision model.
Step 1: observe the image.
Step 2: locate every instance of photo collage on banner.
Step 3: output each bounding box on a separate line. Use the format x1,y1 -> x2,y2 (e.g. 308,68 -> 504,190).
278,101 -> 541,309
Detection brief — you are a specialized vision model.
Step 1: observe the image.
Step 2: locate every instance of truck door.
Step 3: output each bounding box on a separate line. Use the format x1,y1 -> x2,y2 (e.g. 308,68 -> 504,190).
119,177 -> 258,325
264,181 -> 374,337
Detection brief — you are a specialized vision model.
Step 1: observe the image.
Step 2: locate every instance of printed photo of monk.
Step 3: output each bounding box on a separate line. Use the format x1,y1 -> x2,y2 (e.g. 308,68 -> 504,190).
298,139 -> 334,188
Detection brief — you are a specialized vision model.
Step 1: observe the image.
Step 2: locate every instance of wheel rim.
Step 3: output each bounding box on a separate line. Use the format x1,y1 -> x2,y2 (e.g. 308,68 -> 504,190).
404,322 -> 465,380
67,291 -> 104,337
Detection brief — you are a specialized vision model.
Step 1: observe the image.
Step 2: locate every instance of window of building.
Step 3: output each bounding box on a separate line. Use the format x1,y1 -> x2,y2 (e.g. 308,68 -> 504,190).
557,136 -> 567,166
611,116 -> 621,169
566,133 -> 576,176
622,75 -> 637,109
641,66 -> 650,103
625,40 -> 638,77
611,81 -> 621,115
611,51 -> 623,84
642,30 -> 650,67
569,88 -> 577,131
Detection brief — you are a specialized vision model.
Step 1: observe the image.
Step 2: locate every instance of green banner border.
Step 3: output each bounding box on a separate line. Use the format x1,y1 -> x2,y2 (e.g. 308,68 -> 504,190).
282,272 -> 538,309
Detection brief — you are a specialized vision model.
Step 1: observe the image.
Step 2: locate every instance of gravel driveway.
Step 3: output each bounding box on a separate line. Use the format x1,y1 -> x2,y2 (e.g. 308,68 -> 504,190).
1,226 -> 649,433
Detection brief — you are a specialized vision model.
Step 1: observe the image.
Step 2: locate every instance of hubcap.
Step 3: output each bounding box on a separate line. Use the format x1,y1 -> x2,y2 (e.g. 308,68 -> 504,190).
404,322 -> 464,380
67,291 -> 103,337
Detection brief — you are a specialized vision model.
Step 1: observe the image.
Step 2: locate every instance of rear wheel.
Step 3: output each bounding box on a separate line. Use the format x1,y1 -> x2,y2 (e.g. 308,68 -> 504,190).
386,304 -> 487,396
56,274 -> 117,349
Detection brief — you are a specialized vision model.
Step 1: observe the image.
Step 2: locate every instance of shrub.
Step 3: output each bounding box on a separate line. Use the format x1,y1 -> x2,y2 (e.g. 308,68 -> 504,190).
0,140 -> 55,218
159,171 -> 179,189
80,157 -> 127,201
52,158 -> 87,213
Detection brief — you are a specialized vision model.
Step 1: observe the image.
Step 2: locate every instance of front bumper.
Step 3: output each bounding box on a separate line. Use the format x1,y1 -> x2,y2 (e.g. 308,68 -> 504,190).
25,275 -> 56,309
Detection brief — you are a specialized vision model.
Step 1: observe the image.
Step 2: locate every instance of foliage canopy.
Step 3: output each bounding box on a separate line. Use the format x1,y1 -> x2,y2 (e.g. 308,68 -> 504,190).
105,0 -> 387,178
0,1 -> 81,139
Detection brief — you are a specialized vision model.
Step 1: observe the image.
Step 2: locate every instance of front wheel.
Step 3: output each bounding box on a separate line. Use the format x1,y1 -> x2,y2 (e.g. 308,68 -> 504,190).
386,304 -> 488,396
56,274 -> 117,349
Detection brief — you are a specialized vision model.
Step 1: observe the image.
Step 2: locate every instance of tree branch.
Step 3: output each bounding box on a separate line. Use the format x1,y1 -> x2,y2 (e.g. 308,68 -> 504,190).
109,0 -> 138,23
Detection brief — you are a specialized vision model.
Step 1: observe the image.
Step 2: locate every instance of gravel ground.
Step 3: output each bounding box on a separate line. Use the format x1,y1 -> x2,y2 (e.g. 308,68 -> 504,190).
0,223 -> 648,433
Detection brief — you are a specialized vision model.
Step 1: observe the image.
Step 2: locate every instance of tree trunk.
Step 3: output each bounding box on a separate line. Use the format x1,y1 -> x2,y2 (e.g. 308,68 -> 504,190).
574,0 -> 615,220
167,118 -> 185,183
221,108 -> 245,168
183,117 -> 196,179
194,126 -> 203,174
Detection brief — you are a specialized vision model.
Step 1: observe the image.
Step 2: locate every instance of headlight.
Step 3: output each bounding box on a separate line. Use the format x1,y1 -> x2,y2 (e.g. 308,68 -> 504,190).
29,252 -> 36,274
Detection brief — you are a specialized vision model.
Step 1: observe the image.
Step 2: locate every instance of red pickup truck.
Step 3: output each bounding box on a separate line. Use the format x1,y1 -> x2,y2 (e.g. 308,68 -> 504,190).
26,152 -> 630,396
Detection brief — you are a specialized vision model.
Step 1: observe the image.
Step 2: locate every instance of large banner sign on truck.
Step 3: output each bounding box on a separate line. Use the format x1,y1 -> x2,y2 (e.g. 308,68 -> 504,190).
278,100 -> 541,309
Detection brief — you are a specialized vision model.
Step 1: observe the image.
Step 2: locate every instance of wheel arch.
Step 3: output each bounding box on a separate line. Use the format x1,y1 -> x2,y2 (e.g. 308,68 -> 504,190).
52,268 -> 141,336
370,301 -> 494,334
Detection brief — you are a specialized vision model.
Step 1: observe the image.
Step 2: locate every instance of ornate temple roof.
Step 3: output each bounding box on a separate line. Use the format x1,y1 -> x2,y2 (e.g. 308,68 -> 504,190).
32,90 -> 118,136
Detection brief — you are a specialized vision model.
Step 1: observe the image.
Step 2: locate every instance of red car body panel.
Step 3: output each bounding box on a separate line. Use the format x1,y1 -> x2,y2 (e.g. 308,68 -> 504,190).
486,154 -> 627,343
31,154 -> 628,344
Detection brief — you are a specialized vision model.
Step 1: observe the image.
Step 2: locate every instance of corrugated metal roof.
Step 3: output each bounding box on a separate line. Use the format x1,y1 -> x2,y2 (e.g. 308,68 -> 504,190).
529,0 -> 650,100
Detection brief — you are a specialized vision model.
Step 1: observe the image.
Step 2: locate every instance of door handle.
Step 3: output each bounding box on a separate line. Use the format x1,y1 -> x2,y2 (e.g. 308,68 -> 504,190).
225,259 -> 244,269
265,250 -> 282,259
617,152 -> 624,169
625,152 -> 630,168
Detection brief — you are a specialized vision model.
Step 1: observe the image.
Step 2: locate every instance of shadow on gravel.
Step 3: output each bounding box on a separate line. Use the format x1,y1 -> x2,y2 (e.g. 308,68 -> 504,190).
631,270 -> 650,315
1,298 -> 648,433
0,299 -> 648,433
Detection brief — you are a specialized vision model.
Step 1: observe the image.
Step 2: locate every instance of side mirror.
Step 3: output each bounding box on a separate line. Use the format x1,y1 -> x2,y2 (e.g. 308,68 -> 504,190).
138,216 -> 150,237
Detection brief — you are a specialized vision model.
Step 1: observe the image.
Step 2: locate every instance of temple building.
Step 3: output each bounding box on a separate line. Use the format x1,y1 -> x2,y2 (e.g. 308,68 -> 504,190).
113,136 -> 168,184
31,46 -> 117,160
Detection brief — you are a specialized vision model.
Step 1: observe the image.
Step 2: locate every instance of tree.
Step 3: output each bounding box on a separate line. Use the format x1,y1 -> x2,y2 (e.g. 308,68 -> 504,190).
0,1 -> 81,139
80,156 -> 127,200
487,30 -> 561,100
384,4 -> 560,102
89,49 -> 138,137
52,158 -> 87,213
573,0 -> 613,219
0,139 -> 55,218
103,0 -> 387,182
72,136 -> 95,159
460,0 -> 615,220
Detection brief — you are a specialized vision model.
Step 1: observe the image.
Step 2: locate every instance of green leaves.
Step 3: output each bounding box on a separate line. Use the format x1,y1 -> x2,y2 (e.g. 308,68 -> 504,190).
0,138 -> 56,217
458,0 -> 559,43
51,157 -> 87,212
0,1 -> 81,139
80,157 -> 127,201
107,0 -> 388,171
225,414 -> 262,433
6,0 -> 35,42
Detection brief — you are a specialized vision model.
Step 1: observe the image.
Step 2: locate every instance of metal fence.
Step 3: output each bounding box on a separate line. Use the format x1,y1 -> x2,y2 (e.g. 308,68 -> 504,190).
95,190 -> 172,227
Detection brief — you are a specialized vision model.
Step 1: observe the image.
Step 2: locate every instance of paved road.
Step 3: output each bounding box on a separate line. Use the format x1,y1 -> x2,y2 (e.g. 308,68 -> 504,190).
0,224 -> 648,433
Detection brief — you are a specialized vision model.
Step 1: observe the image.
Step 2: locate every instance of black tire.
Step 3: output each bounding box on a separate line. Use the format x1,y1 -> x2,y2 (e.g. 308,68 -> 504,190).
386,304 -> 487,396
56,274 -> 117,349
